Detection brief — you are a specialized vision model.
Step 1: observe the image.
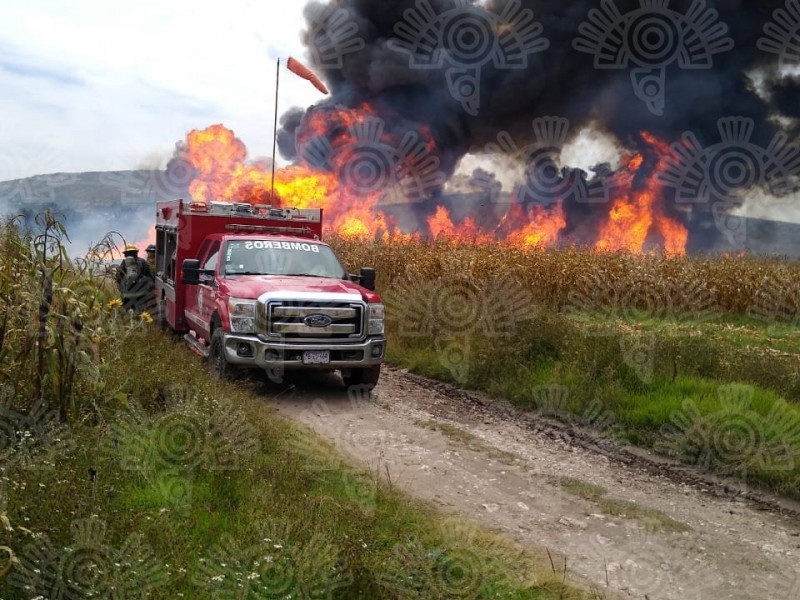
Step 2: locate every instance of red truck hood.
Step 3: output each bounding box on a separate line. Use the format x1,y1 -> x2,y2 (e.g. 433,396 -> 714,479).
220,275 -> 381,303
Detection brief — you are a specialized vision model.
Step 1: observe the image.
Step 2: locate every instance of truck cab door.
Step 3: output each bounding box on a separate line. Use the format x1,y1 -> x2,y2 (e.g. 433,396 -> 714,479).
185,240 -> 218,339
196,241 -> 220,340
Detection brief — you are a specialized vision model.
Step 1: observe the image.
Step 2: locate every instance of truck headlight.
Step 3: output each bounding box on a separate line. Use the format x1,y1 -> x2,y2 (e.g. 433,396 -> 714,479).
367,303 -> 384,335
229,299 -> 256,334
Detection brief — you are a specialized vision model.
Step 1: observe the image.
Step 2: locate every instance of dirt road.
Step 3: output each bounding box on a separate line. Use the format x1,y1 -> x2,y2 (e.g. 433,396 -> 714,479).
265,367 -> 800,600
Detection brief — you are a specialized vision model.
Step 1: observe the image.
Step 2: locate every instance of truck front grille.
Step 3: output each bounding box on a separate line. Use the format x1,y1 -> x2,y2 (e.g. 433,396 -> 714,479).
263,301 -> 364,339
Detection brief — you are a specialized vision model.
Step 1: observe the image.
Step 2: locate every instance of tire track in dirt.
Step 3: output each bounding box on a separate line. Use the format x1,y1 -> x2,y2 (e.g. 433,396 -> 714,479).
266,367 -> 800,600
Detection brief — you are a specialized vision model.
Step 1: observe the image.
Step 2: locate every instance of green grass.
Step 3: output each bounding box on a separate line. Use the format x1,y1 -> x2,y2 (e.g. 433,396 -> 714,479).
556,477 -> 608,502
596,498 -> 690,533
416,419 -> 520,465
383,309 -> 800,500
328,234 -> 800,497
0,329 -> 601,600
555,477 -> 690,533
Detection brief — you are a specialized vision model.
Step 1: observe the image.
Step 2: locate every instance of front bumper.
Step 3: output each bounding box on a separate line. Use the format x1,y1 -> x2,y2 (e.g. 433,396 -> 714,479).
220,332 -> 386,369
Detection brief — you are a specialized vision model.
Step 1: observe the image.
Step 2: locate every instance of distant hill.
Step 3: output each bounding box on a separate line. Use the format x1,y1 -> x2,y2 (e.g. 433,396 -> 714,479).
0,170 -> 191,252
1,170 -> 799,257
0,169 -> 191,211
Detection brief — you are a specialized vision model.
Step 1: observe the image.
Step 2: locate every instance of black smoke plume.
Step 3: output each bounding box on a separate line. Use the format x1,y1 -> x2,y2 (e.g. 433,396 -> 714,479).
281,0 -> 800,247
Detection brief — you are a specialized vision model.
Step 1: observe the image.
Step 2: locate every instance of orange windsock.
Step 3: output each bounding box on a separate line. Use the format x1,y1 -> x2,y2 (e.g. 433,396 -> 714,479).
286,57 -> 329,95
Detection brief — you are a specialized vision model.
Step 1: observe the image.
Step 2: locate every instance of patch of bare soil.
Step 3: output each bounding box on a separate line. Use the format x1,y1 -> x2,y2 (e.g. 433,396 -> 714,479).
265,368 -> 800,600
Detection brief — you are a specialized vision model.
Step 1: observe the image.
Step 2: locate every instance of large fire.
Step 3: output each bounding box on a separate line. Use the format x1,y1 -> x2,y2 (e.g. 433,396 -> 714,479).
178,108 -> 687,256
594,133 -> 687,255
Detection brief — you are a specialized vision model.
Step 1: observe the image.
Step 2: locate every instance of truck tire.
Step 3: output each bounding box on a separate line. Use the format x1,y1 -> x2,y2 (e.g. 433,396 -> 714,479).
342,365 -> 381,390
208,328 -> 233,380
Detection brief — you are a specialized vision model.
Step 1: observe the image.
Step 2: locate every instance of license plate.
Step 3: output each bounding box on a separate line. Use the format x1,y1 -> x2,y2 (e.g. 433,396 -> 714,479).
303,350 -> 330,365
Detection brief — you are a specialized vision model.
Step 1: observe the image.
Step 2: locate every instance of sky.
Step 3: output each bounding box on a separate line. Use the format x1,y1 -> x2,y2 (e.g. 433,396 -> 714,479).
1,0 -> 798,226
0,0 -> 323,181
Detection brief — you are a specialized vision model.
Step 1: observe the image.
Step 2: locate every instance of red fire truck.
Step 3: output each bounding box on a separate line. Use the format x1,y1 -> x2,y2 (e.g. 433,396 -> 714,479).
153,199 -> 385,388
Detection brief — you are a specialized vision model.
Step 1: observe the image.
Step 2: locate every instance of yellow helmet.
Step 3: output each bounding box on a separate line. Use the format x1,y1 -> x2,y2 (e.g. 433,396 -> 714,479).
124,244 -> 139,254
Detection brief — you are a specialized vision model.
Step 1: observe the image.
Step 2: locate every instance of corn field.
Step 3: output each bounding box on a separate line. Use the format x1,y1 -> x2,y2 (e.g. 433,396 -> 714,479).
330,235 -> 800,324
0,213 -> 152,423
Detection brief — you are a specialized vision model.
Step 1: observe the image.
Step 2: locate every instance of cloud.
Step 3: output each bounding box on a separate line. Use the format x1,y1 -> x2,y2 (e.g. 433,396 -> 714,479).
0,0 -> 322,179
0,53 -> 85,87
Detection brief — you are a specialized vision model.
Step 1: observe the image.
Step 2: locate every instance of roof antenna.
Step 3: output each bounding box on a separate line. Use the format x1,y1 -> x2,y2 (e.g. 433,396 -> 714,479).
271,57 -> 280,205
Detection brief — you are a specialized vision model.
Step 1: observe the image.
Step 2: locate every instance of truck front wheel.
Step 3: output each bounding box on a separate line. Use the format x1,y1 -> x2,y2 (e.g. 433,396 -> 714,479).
342,365 -> 381,390
209,328 -> 233,380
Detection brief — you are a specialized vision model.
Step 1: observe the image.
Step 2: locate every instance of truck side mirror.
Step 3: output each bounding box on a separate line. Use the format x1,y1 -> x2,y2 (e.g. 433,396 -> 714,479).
359,267 -> 376,291
182,259 -> 201,285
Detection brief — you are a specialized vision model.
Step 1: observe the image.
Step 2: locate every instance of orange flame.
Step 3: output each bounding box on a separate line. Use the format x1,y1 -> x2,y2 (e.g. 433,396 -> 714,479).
498,200 -> 567,250
182,117 -> 391,240
179,114 -> 687,255
426,206 -> 495,245
594,132 -> 687,256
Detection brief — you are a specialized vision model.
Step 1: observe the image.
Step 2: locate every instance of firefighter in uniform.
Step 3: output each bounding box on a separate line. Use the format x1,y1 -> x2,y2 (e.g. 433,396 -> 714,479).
145,244 -> 157,273
116,244 -> 155,314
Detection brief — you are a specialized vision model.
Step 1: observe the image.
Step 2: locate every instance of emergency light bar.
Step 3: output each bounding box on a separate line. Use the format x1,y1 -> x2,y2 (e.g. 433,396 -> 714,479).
225,224 -> 316,236
191,201 -> 321,222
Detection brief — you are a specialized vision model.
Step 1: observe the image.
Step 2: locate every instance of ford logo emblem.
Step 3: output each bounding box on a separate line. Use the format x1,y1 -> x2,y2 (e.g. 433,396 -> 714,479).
304,314 -> 333,328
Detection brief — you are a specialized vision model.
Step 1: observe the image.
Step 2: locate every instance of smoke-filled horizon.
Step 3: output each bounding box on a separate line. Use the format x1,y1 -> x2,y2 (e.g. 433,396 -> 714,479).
275,0 -> 800,248
284,0 -> 796,164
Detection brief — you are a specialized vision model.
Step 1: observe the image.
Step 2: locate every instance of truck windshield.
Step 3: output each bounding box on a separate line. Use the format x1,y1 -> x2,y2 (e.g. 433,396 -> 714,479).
223,239 -> 347,278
